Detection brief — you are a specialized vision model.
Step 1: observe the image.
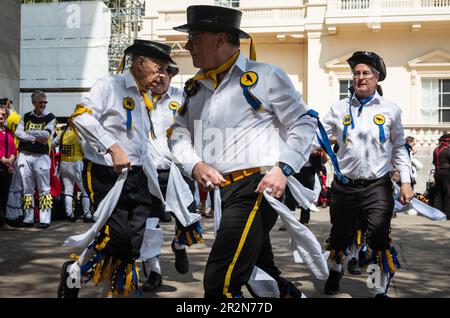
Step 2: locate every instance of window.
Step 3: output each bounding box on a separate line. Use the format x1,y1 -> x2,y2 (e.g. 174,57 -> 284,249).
339,80 -> 352,100
215,0 -> 240,8
421,78 -> 450,123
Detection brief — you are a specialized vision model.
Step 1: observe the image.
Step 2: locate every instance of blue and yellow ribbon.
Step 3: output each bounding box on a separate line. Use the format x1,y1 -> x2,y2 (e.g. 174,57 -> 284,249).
123,97 -> 135,130
240,71 -> 262,111
302,109 -> 348,184
342,114 -> 352,145
373,114 -> 386,143
169,101 -> 179,123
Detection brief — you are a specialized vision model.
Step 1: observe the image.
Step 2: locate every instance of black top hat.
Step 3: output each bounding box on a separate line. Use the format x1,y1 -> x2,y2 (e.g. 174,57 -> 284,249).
347,51 -> 386,81
124,39 -> 175,64
173,5 -> 250,39
167,65 -> 179,76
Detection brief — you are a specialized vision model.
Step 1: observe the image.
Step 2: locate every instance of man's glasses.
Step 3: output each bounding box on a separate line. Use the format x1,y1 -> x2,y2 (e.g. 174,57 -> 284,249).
37,101 -> 48,104
186,32 -> 207,45
352,71 -> 375,79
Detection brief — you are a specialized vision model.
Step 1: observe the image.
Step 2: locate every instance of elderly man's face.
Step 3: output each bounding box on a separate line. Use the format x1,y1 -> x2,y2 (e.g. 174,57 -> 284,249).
151,69 -> 171,96
33,96 -> 47,116
352,63 -> 379,98
184,31 -> 220,70
137,56 -> 168,91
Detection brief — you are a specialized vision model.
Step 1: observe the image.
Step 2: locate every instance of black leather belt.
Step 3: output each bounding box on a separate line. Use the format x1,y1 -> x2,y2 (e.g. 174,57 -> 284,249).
336,173 -> 390,187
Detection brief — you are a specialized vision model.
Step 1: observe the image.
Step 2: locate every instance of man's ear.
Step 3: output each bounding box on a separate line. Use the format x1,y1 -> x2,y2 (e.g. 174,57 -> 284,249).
216,32 -> 227,48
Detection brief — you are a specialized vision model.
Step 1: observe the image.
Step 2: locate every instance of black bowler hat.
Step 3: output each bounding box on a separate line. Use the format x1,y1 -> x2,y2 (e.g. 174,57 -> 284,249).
173,5 -> 250,39
124,39 -> 175,64
0,98 -> 12,106
167,65 -> 179,76
347,51 -> 386,81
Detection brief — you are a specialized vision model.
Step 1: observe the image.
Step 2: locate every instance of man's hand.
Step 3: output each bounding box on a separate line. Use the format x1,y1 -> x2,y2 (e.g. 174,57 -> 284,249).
192,161 -> 225,191
256,166 -> 288,198
108,143 -> 131,173
400,182 -> 414,205
35,136 -> 48,144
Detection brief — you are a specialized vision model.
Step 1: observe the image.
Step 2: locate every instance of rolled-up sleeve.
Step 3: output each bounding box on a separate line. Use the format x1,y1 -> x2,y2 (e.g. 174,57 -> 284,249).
391,108 -> 411,183
268,67 -> 317,172
72,79 -> 117,154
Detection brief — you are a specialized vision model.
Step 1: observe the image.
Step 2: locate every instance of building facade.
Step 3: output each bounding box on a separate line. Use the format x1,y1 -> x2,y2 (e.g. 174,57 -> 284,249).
0,0 -> 21,107
140,0 -> 450,191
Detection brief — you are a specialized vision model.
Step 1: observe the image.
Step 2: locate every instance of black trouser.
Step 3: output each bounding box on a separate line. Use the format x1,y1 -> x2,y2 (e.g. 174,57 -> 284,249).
434,170 -> 450,219
151,169 -> 196,219
284,166 -> 316,224
0,166 -> 12,226
203,174 -> 281,298
82,161 -> 152,263
328,174 -> 394,253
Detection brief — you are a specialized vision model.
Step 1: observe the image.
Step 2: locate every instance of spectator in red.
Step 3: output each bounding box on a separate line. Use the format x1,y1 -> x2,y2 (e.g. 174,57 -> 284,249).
0,101 -> 17,231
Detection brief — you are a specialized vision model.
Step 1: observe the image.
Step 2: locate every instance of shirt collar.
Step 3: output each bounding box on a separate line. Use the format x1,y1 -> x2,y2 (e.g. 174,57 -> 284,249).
195,51 -> 247,91
351,90 -> 381,107
124,70 -> 139,91
32,110 -> 48,117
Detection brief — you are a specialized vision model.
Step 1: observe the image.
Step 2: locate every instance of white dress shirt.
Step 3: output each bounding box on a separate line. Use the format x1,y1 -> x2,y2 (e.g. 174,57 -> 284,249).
73,70 -> 152,167
148,86 -> 183,170
169,52 -> 317,177
322,91 -> 411,182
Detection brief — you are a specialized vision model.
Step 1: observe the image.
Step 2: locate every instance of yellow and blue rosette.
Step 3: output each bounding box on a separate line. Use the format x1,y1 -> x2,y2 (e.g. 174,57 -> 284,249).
122,97 -> 135,130
373,114 -> 386,143
240,71 -> 262,111
342,114 -> 352,145
169,101 -> 179,122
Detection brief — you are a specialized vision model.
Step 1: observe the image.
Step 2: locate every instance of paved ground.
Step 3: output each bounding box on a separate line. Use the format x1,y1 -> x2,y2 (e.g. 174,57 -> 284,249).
0,208 -> 449,298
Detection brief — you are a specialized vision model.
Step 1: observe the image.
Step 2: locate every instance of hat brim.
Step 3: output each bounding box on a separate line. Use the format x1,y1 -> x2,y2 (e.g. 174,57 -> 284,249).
125,45 -> 175,64
347,54 -> 386,81
173,22 -> 250,39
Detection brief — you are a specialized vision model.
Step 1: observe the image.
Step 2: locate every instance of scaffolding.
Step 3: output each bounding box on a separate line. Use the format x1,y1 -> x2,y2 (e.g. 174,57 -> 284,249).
21,0 -> 145,74
107,0 -> 145,73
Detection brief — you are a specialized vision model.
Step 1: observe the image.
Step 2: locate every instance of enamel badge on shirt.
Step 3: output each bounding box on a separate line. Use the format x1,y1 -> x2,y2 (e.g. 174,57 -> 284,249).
169,101 -> 179,112
240,71 -> 258,87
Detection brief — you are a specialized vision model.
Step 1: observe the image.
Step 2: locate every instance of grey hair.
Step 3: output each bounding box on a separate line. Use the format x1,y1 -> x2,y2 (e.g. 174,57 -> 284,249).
31,90 -> 46,103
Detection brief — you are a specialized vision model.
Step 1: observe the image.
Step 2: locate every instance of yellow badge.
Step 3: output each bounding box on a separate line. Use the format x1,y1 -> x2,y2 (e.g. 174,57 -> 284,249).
169,101 -> 179,112
373,114 -> 385,125
123,97 -> 135,111
240,71 -> 258,87
342,115 -> 352,126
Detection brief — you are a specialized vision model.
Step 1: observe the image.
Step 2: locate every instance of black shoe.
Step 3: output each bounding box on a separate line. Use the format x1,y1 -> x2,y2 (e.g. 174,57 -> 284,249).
171,240 -> 189,274
7,219 -> 21,228
36,223 -> 49,229
57,261 -> 80,298
67,214 -> 76,223
159,213 -> 172,223
324,269 -> 344,295
374,293 -> 390,298
277,277 -> 306,298
358,249 -> 368,268
142,271 -> 162,292
20,222 -> 34,228
348,257 -> 362,275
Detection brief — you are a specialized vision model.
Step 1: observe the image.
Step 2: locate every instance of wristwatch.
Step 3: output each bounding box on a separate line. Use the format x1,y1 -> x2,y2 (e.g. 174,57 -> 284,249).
277,162 -> 294,177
